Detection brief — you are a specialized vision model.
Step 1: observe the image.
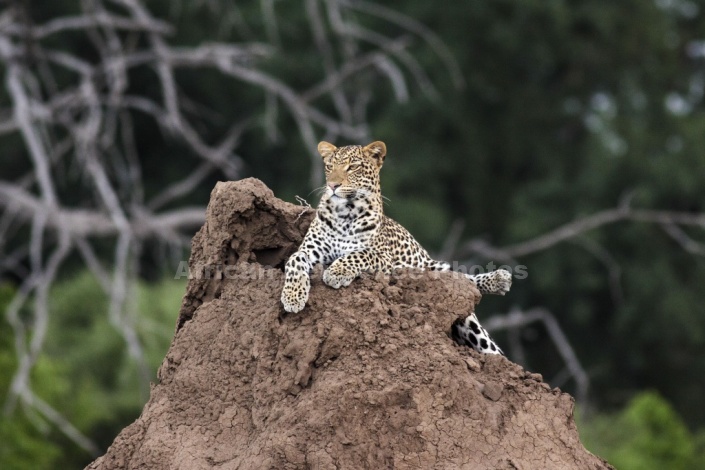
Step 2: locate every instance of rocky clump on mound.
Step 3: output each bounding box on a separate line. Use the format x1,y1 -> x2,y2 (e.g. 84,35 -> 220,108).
87,178 -> 612,470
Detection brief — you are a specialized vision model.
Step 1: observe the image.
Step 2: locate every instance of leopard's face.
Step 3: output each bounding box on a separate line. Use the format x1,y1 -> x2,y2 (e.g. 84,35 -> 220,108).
318,141 -> 386,201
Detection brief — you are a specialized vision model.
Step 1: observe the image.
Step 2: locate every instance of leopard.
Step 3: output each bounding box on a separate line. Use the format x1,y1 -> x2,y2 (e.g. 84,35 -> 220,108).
281,140 -> 512,355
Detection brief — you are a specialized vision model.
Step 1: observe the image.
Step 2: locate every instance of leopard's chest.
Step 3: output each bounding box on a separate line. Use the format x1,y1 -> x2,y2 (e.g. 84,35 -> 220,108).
316,198 -> 380,255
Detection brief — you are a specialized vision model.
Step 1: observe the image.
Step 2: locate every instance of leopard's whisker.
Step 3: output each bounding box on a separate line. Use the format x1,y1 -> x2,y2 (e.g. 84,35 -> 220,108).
309,186 -> 327,197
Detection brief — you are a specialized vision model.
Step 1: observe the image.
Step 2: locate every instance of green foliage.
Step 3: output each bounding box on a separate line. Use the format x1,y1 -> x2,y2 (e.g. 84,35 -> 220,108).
0,285 -> 62,470
579,392 -> 705,469
0,274 -> 185,469
47,272 -> 184,464
0,418 -> 62,470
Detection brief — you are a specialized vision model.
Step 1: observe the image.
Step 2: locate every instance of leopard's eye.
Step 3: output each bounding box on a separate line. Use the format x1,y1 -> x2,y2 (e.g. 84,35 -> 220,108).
348,162 -> 362,170
325,164 -> 333,172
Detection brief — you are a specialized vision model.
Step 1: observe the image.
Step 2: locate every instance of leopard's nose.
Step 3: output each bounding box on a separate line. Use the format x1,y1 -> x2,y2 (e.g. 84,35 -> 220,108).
328,183 -> 341,191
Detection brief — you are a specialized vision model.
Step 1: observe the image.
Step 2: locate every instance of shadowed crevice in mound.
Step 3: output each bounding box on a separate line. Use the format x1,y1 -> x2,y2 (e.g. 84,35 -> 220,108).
174,179 -> 315,331
87,178 -> 613,470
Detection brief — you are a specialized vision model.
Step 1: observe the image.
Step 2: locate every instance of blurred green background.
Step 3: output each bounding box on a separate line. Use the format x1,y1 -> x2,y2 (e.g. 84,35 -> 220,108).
1,0 -> 705,468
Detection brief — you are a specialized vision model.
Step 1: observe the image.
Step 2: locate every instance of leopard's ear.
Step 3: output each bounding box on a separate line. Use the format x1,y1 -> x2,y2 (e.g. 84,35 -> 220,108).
363,141 -> 387,166
318,141 -> 337,160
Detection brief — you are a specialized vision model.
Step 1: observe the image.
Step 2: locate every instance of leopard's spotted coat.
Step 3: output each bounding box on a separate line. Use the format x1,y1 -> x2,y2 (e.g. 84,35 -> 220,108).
281,141 -> 511,354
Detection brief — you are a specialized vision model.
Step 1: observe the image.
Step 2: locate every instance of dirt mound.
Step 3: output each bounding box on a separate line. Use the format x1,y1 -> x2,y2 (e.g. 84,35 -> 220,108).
87,178 -> 612,470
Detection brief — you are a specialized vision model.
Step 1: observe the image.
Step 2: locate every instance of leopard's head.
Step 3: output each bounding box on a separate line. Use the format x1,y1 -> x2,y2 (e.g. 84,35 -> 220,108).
317,141 -> 386,201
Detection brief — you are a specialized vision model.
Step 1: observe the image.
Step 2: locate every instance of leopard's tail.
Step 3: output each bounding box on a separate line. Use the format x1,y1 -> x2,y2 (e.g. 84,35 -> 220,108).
451,313 -> 504,355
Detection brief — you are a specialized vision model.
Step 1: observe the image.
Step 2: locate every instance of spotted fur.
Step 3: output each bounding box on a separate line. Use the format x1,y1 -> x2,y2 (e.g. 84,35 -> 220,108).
281,141 -> 510,355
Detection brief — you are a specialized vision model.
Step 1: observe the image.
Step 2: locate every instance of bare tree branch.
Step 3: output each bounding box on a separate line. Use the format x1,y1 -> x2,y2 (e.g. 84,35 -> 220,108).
661,222 -> 705,255
306,0 -> 353,124
325,0 -> 440,100
339,0 -> 465,89
148,162 -> 215,211
0,181 -> 205,237
2,11 -> 173,39
572,237 -> 625,307
21,390 -> 100,456
459,203 -> 705,260
0,37 -> 58,206
484,308 -> 590,406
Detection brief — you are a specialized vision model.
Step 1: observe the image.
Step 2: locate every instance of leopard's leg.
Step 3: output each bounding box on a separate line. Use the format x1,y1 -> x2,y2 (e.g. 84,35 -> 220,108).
322,249 -> 385,289
422,259 -> 512,296
452,313 -> 504,355
281,251 -> 313,313
467,270 -> 512,296
281,221 -> 330,313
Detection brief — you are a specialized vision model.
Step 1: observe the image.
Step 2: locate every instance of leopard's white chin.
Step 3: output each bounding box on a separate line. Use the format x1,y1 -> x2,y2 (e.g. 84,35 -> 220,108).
329,190 -> 356,201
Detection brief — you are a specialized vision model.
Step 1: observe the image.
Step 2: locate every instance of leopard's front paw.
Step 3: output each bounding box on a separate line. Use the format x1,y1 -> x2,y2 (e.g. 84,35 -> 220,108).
322,268 -> 355,289
281,277 -> 310,313
492,269 -> 512,296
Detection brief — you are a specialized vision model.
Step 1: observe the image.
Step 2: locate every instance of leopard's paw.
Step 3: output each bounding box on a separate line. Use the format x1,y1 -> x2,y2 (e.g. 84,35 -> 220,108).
281,277 -> 310,313
491,269 -> 512,296
322,268 -> 355,289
